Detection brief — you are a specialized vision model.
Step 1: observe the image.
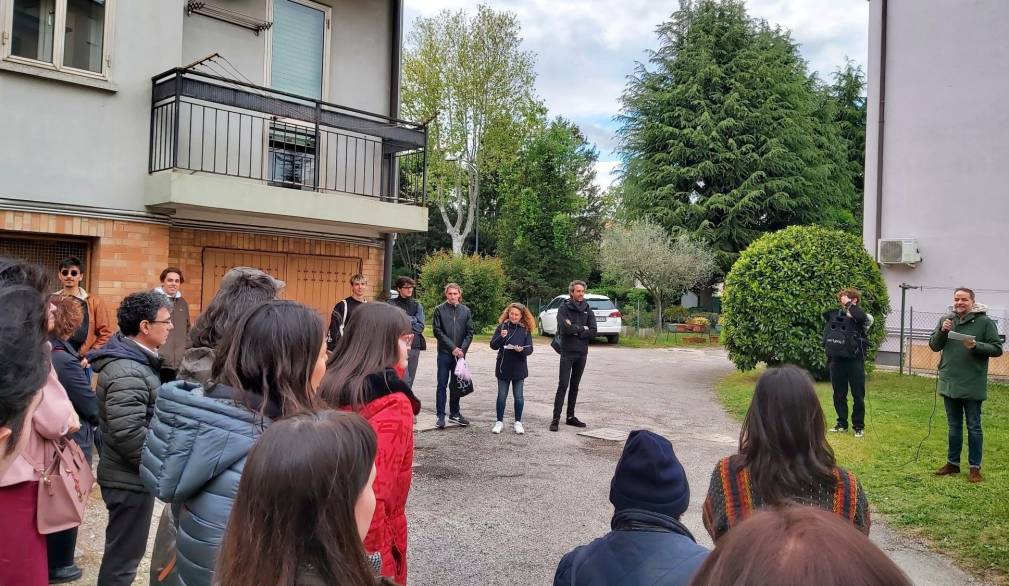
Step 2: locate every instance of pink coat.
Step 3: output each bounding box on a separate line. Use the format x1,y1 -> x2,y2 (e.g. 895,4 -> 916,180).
0,364 -> 74,486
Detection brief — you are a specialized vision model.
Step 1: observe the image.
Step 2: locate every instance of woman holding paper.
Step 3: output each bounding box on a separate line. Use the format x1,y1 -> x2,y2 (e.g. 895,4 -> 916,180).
490,303 -> 536,434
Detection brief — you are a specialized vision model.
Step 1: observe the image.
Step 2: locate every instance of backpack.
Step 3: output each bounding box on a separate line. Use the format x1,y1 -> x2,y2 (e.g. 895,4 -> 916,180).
822,311 -> 863,358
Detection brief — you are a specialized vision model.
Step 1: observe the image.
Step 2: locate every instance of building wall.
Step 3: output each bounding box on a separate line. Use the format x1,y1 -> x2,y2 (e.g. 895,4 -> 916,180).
0,0 -> 393,215
180,0 -> 392,113
1,210 -> 171,310
0,1 -> 183,212
864,0 -> 1009,323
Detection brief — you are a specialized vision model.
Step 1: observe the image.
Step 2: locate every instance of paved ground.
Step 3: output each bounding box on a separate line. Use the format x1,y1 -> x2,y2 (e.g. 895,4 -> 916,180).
75,339 -> 987,585
406,339 -> 988,585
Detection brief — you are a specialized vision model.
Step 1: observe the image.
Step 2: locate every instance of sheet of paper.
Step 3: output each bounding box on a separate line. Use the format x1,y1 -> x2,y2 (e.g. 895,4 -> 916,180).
947,330 -> 975,342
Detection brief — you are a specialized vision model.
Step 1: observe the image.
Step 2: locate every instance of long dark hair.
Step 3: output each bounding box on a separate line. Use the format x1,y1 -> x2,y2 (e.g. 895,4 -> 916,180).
188,270 -> 281,350
0,258 -> 51,454
688,506 -> 912,586
211,300 -> 324,417
320,303 -> 411,409
737,365 -> 836,505
216,410 -> 379,586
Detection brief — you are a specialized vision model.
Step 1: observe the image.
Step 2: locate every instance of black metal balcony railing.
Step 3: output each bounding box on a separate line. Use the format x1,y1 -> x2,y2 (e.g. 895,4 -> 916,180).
149,69 -> 427,205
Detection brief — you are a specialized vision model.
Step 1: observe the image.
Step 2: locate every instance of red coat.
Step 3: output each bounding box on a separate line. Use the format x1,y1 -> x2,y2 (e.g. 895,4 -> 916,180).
352,370 -> 421,586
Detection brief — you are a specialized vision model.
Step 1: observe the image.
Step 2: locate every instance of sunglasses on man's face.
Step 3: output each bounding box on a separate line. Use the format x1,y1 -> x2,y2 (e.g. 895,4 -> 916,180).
60,269 -> 80,277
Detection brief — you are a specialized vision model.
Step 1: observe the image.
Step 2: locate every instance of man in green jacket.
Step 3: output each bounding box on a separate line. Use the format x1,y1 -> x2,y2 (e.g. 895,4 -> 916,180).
929,287 -> 1003,483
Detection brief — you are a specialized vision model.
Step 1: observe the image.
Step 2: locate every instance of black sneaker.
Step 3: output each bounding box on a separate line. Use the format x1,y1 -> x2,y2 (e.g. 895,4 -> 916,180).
853,428 -> 865,438
549,419 -> 559,432
449,414 -> 470,427
829,424 -> 847,433
49,565 -> 83,584
436,416 -> 445,429
566,416 -> 587,428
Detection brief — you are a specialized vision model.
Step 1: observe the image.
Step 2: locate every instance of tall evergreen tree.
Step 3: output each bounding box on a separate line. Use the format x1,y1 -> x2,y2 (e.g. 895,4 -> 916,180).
618,0 -> 857,274
496,118 -> 604,300
825,59 -> 867,230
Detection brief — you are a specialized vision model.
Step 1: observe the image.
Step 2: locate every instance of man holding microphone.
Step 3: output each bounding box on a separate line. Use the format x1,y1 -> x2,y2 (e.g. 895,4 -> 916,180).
930,287 -> 1003,483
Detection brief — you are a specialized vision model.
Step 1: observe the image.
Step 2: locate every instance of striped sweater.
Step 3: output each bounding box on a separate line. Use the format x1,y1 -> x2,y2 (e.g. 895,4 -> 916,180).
702,456 -> 871,541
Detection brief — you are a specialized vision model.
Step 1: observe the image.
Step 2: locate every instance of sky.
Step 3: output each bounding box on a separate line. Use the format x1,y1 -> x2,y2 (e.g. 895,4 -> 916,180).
403,0 -> 870,191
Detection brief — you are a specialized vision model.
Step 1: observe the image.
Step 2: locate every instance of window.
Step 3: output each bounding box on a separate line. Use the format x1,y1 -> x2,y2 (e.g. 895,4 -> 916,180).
268,0 -> 329,100
3,0 -> 113,78
587,299 -> 616,311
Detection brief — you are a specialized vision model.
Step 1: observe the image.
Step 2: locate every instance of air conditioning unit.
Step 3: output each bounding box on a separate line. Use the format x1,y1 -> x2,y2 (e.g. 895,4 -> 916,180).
877,238 -> 922,265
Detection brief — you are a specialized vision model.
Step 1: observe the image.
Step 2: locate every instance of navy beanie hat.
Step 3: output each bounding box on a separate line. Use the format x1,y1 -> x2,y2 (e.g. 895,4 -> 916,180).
609,430 -> 689,519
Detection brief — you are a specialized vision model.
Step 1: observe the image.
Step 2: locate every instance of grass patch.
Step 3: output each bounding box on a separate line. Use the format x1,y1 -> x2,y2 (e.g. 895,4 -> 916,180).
716,370 -> 1009,584
618,331 -> 721,349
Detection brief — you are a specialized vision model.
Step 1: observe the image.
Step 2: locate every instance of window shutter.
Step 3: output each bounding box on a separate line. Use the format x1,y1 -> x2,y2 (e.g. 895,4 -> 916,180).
271,0 -> 325,99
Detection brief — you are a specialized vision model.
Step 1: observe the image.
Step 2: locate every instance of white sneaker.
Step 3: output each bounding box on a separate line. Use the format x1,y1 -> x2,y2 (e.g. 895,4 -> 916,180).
514,421 -> 525,434
492,421 -> 504,434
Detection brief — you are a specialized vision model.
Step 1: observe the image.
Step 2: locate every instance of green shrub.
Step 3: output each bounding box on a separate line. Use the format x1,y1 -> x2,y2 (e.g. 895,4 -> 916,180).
418,252 -> 507,332
721,225 -> 890,379
664,305 -> 692,324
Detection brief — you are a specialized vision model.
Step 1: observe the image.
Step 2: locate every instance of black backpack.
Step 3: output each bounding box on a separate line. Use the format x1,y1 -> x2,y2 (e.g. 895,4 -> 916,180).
823,312 -> 863,358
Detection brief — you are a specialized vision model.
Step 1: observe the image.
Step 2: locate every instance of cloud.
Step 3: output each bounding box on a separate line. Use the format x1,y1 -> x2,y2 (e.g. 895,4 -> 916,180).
404,0 -> 869,190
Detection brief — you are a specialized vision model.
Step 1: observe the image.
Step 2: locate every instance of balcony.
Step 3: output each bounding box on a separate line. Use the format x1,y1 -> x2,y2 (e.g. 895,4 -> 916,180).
145,68 -> 428,236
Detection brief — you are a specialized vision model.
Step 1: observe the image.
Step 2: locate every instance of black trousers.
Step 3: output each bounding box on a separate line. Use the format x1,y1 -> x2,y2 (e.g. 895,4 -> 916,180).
553,353 -> 588,420
97,488 -> 155,586
830,356 -> 866,430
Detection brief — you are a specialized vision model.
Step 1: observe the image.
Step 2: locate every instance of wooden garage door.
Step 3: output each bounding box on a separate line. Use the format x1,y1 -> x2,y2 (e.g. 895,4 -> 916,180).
201,248 -> 361,319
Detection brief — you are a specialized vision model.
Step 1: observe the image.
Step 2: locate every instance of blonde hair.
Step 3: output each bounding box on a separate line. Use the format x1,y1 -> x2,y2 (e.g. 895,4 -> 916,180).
498,303 -> 536,333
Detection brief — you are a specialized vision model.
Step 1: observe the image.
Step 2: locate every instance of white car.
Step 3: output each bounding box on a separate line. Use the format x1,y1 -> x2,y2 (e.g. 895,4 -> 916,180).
538,293 -> 622,344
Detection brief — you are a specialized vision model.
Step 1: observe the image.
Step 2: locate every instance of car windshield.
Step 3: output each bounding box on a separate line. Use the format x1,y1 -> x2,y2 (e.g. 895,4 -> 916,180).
587,299 -> 615,311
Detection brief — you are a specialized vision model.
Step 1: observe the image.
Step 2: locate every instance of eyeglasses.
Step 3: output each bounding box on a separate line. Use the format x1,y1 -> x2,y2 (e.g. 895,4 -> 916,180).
148,319 -> 173,326
399,286 -> 415,290
60,269 -> 80,277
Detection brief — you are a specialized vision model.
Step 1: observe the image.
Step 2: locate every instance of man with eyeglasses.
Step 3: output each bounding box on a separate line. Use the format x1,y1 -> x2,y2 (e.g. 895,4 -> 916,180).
55,256 -> 113,354
388,276 -> 426,387
88,291 -> 173,586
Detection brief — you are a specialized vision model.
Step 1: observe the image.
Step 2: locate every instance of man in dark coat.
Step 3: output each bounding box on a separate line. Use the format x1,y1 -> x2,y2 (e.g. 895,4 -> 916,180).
327,273 -> 369,351
388,276 -> 426,387
930,287 -> 1004,483
554,430 -> 708,585
90,291 -> 172,586
155,266 -> 190,381
432,282 -> 474,428
551,280 -> 597,431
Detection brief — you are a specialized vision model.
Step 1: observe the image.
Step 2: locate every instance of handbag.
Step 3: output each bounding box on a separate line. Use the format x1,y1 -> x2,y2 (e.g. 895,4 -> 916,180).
449,373 -> 475,397
37,437 -> 94,534
551,333 -> 562,354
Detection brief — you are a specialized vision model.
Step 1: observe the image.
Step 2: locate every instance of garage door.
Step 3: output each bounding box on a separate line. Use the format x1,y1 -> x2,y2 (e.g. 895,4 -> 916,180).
201,248 -> 361,319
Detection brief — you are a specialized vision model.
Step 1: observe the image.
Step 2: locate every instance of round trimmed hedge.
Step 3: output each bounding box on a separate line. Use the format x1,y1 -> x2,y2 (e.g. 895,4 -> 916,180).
721,225 -> 890,379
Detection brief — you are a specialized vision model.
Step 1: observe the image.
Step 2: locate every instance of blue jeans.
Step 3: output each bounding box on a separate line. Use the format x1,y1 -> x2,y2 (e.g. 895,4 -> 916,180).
944,396 -> 983,468
496,379 -> 525,422
436,352 -> 461,418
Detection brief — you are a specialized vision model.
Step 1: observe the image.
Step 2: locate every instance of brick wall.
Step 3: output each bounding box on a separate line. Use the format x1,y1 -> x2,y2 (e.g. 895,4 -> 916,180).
168,228 -> 384,320
1,211 -> 170,311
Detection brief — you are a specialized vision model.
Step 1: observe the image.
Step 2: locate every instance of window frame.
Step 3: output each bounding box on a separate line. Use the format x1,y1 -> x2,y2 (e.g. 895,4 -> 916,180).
263,0 -> 331,102
1,0 -> 116,81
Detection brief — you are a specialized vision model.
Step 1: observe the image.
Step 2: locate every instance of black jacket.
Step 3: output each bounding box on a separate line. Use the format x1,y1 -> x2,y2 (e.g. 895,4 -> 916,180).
89,333 -> 163,491
389,296 -> 427,351
554,509 -> 708,586
557,299 -> 597,355
433,302 -> 475,355
51,336 -> 99,455
328,297 -> 366,351
823,303 -> 870,359
490,323 -> 534,380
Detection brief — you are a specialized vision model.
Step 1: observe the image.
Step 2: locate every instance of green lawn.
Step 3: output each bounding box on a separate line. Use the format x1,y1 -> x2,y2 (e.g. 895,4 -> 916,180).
716,370 -> 1009,584
617,331 -> 721,349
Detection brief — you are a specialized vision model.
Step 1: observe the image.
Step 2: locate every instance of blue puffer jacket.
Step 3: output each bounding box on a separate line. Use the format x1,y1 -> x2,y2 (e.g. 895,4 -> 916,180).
554,509 -> 708,586
141,380 -> 275,586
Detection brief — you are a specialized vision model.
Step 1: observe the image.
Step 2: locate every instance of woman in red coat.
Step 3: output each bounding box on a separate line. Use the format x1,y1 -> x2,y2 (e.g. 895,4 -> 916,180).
321,302 -> 421,585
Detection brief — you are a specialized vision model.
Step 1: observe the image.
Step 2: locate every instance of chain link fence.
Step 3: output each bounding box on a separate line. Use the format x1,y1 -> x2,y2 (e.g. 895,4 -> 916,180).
879,285 -> 1009,380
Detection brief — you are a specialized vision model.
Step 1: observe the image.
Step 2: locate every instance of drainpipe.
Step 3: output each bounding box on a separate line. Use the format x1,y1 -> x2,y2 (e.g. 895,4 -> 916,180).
873,0 -> 888,258
383,0 -> 404,294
